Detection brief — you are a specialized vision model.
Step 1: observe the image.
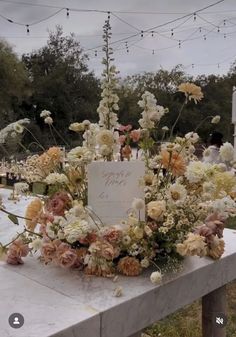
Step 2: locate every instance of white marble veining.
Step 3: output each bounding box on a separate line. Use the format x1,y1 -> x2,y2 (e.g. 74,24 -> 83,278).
1,188 -> 236,337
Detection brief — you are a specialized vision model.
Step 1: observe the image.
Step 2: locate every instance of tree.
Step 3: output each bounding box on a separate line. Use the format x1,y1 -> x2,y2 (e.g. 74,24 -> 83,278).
22,26 -> 100,146
0,40 -> 30,128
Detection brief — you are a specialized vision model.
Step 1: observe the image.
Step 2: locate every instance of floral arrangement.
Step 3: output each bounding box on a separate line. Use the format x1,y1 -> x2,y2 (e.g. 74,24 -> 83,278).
1,20 -> 236,285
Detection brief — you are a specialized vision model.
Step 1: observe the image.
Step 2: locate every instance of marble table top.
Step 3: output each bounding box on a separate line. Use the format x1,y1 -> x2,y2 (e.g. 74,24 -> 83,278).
1,188 -> 236,337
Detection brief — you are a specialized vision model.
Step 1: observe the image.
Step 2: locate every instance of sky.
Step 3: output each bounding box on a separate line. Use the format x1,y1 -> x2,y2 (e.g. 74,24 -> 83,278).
1,0 -> 236,78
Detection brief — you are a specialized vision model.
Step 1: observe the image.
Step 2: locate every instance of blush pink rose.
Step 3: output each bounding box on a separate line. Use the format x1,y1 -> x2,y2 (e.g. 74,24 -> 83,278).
103,227 -> 123,244
46,192 -> 71,216
6,239 -> 30,265
56,243 -> 78,268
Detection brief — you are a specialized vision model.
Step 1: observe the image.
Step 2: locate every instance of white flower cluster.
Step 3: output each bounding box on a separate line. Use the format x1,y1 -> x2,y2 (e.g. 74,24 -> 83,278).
64,219 -> 91,243
14,182 -> 29,194
40,110 -> 53,125
82,123 -> 100,150
138,91 -> 167,129
185,161 -> 212,183
97,65 -> 119,130
0,119 -> 30,144
211,196 -> 236,216
219,142 -> 234,162
45,173 -> 69,185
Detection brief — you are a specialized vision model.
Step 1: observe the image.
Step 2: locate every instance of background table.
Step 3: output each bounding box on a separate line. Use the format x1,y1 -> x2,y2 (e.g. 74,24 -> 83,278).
1,188 -> 236,337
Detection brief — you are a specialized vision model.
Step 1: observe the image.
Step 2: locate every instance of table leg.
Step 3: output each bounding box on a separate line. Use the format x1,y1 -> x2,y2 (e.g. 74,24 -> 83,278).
202,285 -> 227,337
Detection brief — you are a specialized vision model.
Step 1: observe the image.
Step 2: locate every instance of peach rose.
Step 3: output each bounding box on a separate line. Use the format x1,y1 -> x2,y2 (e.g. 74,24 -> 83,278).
130,129 -> 141,142
89,240 -> 116,260
41,239 -> 61,263
117,256 -> 142,276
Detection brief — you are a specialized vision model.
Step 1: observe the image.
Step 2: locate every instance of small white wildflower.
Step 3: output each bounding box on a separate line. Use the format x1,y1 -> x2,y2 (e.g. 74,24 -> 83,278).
162,126 -> 169,132
132,198 -> 145,211
40,110 -> 51,118
122,235 -> 131,246
44,116 -> 53,125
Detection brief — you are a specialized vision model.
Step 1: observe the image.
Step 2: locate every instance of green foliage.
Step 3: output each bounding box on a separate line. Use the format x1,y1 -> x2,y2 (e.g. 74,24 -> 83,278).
0,40 -> 30,128
22,26 -> 100,146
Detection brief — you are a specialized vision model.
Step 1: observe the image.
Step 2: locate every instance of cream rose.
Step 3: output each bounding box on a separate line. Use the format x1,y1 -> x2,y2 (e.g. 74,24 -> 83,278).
147,200 -> 166,220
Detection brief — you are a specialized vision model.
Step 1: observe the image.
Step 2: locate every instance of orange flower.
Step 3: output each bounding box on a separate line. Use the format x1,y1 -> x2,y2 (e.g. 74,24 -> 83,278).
161,150 -> 186,177
122,145 -> 132,160
25,198 -> 43,231
117,256 -> 142,276
37,147 -> 62,174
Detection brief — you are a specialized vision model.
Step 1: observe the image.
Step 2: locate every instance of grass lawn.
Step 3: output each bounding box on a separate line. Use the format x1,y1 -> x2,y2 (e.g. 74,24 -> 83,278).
145,219 -> 236,337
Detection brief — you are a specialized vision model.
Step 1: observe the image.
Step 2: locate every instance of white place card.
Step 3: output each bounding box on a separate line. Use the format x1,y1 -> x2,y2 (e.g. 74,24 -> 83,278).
87,161 -> 145,225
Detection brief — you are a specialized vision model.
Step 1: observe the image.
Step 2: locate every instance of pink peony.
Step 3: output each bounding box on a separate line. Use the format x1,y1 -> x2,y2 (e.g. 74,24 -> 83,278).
6,239 -> 30,265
